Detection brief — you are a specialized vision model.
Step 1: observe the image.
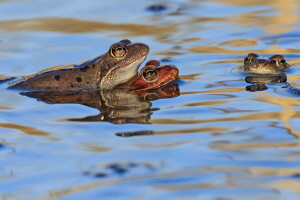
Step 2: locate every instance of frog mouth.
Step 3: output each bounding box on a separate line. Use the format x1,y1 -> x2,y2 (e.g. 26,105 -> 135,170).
125,55 -> 147,72
101,55 -> 147,89
117,54 -> 147,80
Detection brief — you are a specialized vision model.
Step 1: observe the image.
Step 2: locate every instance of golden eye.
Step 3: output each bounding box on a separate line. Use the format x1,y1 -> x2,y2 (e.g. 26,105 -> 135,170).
142,67 -> 158,81
280,59 -> 286,64
244,57 -> 249,62
110,44 -> 127,58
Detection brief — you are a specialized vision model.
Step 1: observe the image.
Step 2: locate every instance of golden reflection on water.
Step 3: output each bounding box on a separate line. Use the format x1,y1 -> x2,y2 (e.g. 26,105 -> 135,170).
0,123 -> 49,136
211,141 -> 300,149
218,39 -> 258,47
35,164 -> 300,200
189,46 -> 300,55
153,127 -> 230,135
2,0 -> 300,199
0,17 -> 176,36
151,93 -> 300,139
270,179 -> 300,195
79,143 -> 112,152
264,0 -> 298,34
0,106 -> 11,110
256,94 -> 300,138
215,0 -> 275,5
152,111 -> 300,125
217,0 -> 299,33
178,73 -> 202,81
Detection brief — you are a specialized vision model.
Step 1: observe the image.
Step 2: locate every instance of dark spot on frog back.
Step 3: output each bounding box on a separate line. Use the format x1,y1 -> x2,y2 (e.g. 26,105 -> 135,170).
54,75 -> 60,80
76,77 -> 82,83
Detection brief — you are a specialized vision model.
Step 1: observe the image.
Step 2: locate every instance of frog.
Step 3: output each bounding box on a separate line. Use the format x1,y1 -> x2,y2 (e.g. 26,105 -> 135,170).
125,60 -> 179,90
243,53 -> 290,74
7,39 -> 149,90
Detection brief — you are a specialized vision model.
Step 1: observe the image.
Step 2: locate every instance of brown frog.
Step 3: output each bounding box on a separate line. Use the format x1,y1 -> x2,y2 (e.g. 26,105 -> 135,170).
126,60 -> 179,90
244,53 -> 290,74
8,39 -> 149,90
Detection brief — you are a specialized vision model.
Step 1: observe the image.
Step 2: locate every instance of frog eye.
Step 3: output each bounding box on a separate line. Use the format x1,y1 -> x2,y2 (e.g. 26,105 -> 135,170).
110,44 -> 127,58
280,59 -> 286,64
244,57 -> 252,64
142,67 -> 158,81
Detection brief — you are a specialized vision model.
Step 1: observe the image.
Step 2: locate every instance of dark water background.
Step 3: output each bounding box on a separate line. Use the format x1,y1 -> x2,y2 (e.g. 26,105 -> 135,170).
1,0 -> 300,199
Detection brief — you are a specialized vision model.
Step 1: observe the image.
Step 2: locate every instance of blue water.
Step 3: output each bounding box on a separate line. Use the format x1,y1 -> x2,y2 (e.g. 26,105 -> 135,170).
1,0 -> 300,199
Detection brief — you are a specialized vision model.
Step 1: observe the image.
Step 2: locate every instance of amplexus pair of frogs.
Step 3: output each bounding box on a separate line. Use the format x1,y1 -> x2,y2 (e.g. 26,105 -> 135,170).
7,39 -> 179,91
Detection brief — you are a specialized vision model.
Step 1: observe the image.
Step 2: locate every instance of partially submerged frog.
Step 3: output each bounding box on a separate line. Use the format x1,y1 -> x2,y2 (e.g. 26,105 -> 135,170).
128,60 -> 179,90
244,53 -> 290,74
8,39 -> 149,90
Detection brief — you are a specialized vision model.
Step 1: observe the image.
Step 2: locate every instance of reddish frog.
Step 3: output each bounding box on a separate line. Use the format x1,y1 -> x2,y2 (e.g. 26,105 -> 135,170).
244,53 -> 290,74
126,60 -> 179,90
8,39 -> 149,90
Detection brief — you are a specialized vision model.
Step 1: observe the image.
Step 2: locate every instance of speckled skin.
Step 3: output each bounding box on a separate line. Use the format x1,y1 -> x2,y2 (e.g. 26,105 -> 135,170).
8,39 -> 149,90
244,53 -> 290,74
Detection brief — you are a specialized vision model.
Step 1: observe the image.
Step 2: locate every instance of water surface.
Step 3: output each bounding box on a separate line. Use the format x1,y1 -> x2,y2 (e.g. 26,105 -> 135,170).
1,0 -> 300,199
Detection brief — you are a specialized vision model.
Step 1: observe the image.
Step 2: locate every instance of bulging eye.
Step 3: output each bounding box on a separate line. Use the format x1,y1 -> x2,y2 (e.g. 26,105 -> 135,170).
244,57 -> 249,62
142,67 -> 158,81
145,60 -> 160,66
280,59 -> 286,64
110,44 -> 127,58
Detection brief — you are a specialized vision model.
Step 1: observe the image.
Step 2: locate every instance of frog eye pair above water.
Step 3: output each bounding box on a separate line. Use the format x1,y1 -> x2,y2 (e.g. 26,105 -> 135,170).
244,53 -> 286,67
243,53 -> 290,73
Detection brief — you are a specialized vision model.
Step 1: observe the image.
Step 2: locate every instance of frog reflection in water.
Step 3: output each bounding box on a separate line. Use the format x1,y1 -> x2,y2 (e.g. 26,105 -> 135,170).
8,39 -> 150,90
243,53 -> 290,92
21,64 -> 180,124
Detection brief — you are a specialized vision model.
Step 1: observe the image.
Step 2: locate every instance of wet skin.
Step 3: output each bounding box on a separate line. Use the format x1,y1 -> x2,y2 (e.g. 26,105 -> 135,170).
8,39 -> 149,90
244,53 -> 290,74
128,60 -> 179,90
